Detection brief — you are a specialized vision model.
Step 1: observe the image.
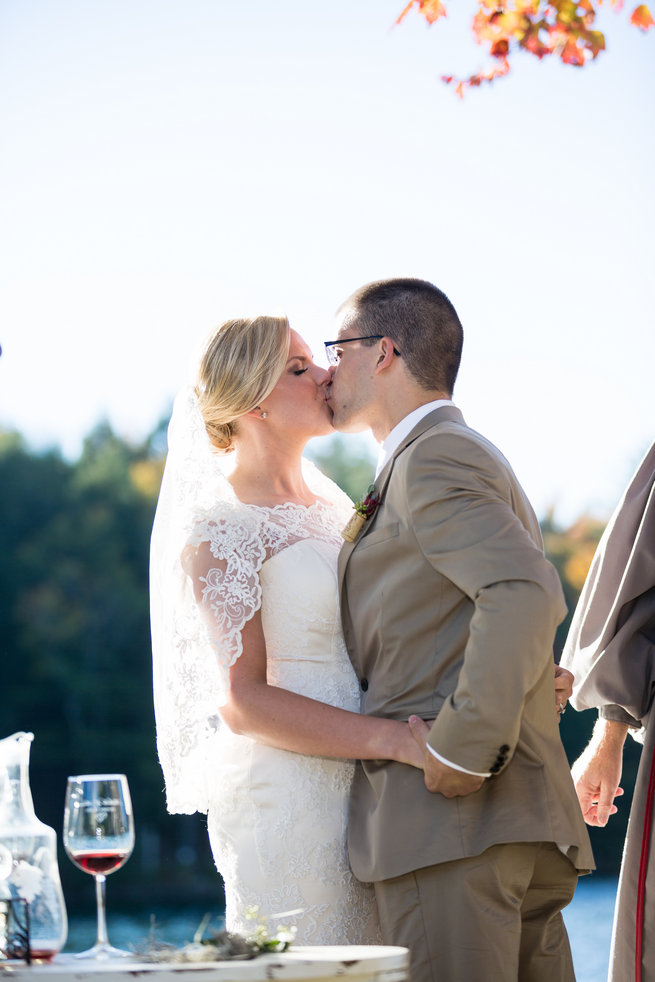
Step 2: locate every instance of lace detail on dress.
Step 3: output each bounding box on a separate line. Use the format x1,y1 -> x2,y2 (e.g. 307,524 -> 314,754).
186,498 -> 349,685
205,539 -> 381,945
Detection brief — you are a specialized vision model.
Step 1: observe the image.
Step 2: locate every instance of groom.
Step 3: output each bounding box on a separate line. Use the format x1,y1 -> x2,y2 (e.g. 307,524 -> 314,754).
327,278 -> 594,982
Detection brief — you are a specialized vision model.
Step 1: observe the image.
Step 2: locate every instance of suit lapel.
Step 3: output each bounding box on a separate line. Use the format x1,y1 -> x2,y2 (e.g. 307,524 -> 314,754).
372,404 -> 466,510
338,404 -> 466,590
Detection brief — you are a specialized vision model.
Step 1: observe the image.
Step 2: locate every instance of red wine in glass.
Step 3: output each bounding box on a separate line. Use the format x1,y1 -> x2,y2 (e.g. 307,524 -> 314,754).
67,849 -> 131,876
63,774 -> 135,959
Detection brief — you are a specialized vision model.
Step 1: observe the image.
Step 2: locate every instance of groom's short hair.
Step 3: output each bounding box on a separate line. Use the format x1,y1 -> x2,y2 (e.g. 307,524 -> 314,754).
338,278 -> 463,394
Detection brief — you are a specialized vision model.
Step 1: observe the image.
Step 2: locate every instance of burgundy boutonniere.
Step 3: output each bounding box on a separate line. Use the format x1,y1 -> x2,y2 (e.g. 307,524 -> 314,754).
341,484 -> 381,542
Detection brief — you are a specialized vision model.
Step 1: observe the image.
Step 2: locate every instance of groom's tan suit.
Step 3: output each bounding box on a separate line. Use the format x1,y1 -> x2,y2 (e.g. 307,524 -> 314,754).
338,405 -> 594,979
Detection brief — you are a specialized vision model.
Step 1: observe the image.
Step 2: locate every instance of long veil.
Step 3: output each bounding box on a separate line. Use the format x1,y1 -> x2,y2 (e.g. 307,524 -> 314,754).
150,387 -> 242,814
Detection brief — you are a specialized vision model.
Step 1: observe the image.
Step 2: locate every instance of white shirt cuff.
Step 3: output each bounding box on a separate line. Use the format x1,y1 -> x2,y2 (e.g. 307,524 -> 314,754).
426,743 -> 491,778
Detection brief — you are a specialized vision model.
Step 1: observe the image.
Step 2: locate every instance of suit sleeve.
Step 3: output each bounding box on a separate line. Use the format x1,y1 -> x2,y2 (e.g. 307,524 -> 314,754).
404,431 -> 567,774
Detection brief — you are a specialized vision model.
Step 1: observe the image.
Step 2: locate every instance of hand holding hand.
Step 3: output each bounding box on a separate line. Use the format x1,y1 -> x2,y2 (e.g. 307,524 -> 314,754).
409,716 -> 485,798
554,665 -> 574,722
397,721 -> 426,770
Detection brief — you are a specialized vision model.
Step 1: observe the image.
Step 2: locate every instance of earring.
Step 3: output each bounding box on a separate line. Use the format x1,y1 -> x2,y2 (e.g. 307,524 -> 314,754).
261,411 -> 268,419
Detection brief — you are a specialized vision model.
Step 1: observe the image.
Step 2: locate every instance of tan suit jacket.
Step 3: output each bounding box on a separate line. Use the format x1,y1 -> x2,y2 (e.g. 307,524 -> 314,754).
338,406 -> 594,882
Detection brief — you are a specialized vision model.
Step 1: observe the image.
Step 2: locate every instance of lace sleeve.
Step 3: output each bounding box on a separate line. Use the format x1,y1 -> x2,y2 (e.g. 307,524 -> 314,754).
184,509 -> 266,674
150,389 -> 267,815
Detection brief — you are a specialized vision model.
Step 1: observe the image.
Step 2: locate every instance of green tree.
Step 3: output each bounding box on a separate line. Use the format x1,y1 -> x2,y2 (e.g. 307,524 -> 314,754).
306,434 -> 376,502
1,423 -> 218,910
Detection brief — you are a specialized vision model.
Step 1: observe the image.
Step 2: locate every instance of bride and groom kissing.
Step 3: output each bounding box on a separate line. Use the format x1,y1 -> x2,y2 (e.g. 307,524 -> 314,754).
151,277 -> 594,982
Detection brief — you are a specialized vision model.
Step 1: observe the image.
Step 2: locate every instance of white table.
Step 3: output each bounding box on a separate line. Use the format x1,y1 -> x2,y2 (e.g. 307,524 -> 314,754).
0,947 -> 409,982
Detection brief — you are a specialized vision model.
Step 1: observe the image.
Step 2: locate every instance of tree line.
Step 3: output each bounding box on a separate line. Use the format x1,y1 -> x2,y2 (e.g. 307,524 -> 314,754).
0,420 -> 637,915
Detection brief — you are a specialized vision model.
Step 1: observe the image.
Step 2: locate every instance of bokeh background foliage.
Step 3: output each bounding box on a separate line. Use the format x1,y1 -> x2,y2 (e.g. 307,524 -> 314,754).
1,424 -> 639,910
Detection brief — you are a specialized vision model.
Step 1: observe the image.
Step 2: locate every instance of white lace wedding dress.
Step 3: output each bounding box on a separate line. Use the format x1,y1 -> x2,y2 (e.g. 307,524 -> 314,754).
151,397 -> 380,946
204,517 -> 381,944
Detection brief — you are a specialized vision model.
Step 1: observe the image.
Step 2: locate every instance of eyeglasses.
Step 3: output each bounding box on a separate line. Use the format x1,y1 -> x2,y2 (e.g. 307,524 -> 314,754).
323,335 -> 400,367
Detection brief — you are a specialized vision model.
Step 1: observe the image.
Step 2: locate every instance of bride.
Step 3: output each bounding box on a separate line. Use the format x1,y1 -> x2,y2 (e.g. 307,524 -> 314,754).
150,315 -> 423,945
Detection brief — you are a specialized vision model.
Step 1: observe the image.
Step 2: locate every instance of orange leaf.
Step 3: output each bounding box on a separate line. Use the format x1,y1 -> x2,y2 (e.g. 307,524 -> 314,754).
516,0 -> 542,14
588,29 -> 606,54
395,0 -> 416,24
630,3 -> 655,27
490,38 -> 510,55
560,38 -> 586,62
396,0 -> 447,24
421,0 -> 448,23
522,29 -> 554,56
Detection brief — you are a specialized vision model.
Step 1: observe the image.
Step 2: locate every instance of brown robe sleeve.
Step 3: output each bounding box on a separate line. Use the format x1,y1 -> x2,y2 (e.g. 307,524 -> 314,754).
561,442 -> 655,725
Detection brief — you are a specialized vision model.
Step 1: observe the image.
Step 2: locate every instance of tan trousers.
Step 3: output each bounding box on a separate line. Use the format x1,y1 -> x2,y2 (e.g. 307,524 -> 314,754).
373,842 -> 578,982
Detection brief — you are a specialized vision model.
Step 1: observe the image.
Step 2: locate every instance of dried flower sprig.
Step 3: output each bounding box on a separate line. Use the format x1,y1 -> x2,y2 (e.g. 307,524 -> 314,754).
342,484 -> 381,542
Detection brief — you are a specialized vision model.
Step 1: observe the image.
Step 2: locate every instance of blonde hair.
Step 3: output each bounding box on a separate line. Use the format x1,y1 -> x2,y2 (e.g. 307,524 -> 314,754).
195,315 -> 291,452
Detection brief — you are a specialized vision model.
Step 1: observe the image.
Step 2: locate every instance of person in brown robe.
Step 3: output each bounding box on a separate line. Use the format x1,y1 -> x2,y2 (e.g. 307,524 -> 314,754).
561,441 -> 655,982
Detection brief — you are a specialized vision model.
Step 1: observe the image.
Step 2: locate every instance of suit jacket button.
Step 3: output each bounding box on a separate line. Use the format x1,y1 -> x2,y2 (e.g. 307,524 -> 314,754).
489,763 -> 501,774
499,744 -> 510,753
360,678 -> 369,692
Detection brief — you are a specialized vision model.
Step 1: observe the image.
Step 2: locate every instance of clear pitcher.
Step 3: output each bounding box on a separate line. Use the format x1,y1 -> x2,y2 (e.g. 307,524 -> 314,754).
0,731 -> 67,960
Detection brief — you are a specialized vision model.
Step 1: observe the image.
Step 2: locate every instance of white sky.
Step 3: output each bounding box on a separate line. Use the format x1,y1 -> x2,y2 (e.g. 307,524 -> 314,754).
1,0 -> 653,524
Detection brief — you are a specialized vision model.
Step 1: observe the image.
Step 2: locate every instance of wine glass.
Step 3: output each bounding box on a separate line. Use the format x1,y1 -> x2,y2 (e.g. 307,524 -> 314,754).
63,774 -> 134,959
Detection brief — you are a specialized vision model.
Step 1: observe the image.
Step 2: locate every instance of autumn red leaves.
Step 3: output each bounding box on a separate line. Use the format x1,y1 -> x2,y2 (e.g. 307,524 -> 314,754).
397,0 -> 654,96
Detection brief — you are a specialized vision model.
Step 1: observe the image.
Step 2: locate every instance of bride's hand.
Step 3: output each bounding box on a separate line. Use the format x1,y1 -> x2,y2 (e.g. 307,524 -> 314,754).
397,720 -> 426,769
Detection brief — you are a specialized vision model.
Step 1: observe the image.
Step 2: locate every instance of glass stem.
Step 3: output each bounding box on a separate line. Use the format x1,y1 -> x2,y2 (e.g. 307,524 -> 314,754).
94,874 -> 109,947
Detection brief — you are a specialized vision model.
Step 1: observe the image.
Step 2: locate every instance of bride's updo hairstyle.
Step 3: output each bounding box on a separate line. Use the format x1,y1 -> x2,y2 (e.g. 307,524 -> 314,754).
195,315 -> 291,452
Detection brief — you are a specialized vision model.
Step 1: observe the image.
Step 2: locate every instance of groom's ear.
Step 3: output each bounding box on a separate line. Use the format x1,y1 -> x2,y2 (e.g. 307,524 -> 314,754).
374,337 -> 397,375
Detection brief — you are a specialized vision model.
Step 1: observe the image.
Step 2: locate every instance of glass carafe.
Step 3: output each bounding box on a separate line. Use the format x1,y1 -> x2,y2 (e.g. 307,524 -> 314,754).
0,732 -> 67,959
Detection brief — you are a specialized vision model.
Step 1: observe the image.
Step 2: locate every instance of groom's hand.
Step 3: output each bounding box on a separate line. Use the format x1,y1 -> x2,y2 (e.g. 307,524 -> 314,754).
409,716 -> 485,798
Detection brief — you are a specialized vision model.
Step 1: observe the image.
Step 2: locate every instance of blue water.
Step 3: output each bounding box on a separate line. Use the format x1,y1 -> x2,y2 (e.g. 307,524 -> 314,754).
65,876 -> 617,982
64,907 -> 227,954
564,876 -> 616,982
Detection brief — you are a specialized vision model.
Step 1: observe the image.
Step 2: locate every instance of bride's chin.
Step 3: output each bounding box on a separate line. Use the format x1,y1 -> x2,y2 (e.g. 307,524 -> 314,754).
315,418 -> 336,436
314,404 -> 336,436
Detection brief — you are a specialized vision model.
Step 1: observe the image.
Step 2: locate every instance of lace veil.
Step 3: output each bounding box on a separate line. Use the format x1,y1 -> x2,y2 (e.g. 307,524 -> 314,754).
150,386 -> 353,815
151,387 -> 234,814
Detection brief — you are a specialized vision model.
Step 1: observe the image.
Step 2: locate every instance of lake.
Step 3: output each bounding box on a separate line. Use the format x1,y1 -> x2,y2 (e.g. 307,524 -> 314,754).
63,875 -> 617,982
